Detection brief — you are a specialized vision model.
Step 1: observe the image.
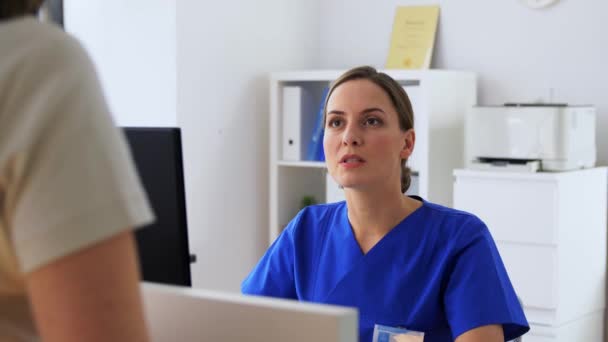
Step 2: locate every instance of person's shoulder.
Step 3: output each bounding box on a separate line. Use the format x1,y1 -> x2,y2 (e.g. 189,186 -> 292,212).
302,201 -> 345,214
3,17 -> 93,75
423,200 -> 480,220
287,201 -> 345,235
421,199 -> 488,238
300,201 -> 345,222
36,25 -> 92,73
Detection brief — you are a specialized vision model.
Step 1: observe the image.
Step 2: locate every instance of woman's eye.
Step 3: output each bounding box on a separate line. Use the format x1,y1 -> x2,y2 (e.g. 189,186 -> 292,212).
328,119 -> 342,128
365,117 -> 381,126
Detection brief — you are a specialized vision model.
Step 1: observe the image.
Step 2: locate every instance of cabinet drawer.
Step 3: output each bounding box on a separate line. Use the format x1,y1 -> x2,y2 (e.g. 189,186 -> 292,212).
524,311 -> 604,342
496,243 -> 557,310
454,177 -> 557,244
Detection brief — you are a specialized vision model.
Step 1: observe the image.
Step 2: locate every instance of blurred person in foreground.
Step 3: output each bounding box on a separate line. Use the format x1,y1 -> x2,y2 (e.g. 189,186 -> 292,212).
0,1 -> 154,341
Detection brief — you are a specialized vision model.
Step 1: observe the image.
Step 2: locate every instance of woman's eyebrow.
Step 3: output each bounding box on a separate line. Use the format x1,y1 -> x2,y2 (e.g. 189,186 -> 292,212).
361,107 -> 386,115
327,107 -> 386,115
326,108 -> 387,116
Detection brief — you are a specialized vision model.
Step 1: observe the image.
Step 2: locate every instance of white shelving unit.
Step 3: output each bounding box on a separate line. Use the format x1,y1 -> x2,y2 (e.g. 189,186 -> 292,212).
269,69 -> 477,243
453,168 -> 607,342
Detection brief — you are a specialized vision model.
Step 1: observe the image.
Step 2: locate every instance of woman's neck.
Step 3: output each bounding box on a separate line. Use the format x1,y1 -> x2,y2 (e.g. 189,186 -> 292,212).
344,186 -> 422,254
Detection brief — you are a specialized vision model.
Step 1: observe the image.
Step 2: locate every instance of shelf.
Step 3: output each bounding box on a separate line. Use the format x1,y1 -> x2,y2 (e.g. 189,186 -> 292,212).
277,160 -> 326,168
271,69 -> 474,82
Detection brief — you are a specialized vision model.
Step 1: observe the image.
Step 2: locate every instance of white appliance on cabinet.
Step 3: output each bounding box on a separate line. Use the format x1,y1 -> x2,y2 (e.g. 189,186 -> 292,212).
465,104 -> 596,172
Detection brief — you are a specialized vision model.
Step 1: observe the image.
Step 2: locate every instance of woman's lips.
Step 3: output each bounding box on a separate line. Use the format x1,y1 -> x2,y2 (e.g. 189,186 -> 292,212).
339,154 -> 366,168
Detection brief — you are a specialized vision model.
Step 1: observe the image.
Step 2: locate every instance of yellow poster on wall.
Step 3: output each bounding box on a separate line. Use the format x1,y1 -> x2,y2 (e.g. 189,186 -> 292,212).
385,5 -> 440,69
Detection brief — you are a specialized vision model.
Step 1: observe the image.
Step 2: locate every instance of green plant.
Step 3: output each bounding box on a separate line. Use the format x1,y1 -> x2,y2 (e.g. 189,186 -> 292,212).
300,195 -> 318,209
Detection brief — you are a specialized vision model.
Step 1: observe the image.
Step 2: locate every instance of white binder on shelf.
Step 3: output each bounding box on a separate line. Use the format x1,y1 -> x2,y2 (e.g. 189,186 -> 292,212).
282,86 -> 315,161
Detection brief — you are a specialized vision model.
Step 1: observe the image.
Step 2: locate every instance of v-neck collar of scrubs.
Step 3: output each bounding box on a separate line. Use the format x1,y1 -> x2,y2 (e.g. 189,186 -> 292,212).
342,197 -> 427,258
313,197 -> 428,303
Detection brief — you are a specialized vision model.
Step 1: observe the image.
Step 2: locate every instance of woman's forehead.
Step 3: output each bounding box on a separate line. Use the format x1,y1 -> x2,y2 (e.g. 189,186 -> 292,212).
328,79 -> 394,111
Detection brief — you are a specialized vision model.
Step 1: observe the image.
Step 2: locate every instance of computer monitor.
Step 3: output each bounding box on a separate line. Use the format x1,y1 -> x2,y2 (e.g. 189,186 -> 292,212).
141,282 -> 358,341
123,127 -> 192,286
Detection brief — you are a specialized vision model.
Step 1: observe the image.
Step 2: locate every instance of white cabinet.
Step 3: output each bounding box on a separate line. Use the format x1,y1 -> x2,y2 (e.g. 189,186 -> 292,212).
453,168 -> 607,341
269,70 -> 476,243
524,312 -> 605,342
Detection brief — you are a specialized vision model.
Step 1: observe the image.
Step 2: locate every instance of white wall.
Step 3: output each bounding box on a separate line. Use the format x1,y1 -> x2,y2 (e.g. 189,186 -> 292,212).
63,0 -> 607,297
319,0 -> 608,165
64,0 -> 177,127
64,0 -> 320,292
177,1 -> 320,291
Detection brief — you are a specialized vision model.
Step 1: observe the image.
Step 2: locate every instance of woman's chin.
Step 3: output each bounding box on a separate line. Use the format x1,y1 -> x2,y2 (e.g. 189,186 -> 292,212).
339,181 -> 368,191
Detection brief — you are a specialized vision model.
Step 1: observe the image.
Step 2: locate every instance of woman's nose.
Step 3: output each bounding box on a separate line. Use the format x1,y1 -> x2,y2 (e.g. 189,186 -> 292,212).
342,125 -> 362,146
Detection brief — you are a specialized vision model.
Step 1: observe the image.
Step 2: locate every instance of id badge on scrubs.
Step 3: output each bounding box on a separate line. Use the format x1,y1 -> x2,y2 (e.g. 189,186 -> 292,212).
372,324 -> 424,342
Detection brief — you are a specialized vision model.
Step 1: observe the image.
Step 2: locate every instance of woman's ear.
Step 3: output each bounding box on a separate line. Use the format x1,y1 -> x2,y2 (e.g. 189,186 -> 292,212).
400,129 -> 415,159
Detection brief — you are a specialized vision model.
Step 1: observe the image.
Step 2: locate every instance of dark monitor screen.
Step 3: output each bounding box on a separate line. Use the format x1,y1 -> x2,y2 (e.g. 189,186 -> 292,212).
123,127 -> 192,287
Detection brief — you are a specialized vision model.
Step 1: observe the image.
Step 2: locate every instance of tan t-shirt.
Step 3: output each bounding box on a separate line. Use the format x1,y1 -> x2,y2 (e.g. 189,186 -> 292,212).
0,17 -> 154,341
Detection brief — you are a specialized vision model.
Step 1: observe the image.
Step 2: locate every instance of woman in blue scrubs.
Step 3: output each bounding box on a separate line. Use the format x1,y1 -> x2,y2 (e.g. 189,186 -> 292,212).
242,66 -> 529,342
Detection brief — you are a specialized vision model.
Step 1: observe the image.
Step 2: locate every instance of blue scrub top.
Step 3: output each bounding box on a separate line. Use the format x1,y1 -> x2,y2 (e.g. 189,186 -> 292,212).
242,198 -> 529,342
